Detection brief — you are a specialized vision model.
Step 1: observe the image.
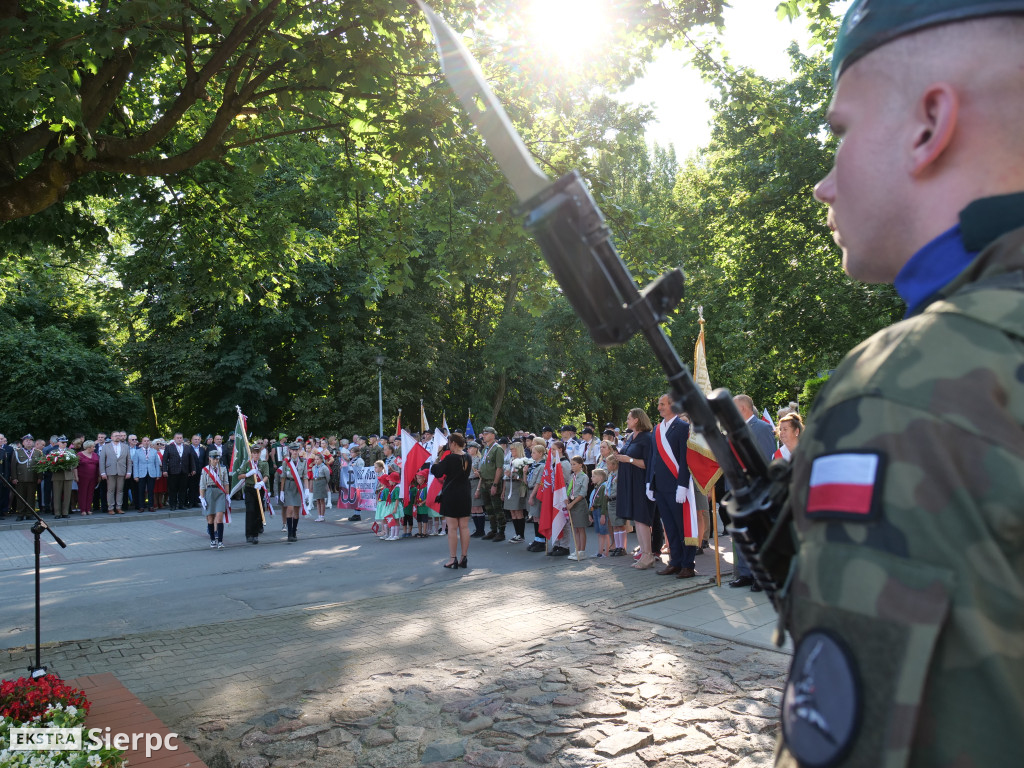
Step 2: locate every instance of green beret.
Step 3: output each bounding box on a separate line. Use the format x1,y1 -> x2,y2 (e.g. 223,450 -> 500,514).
834,0 -> 1024,82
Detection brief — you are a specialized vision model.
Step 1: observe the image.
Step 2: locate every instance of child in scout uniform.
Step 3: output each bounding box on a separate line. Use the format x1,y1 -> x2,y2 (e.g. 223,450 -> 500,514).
199,450 -> 230,549
566,456 -> 590,561
310,451 -> 329,522
605,456 -> 628,556
589,467 -> 611,558
277,442 -> 305,542
404,469 -> 427,538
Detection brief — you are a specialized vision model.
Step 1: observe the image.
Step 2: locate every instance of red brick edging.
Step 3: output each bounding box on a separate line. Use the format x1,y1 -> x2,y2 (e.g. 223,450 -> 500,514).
70,673 -> 208,768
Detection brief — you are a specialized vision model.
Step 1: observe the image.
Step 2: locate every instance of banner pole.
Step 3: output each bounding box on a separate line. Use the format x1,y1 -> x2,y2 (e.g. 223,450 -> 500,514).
712,487 -> 721,587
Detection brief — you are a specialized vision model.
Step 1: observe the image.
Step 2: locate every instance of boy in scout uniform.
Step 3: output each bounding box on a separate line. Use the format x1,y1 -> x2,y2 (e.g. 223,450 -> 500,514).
477,427 -> 505,541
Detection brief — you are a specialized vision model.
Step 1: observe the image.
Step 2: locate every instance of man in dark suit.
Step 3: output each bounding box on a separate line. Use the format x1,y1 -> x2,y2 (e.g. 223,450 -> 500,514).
648,394 -> 700,578
729,393 -> 777,591
162,432 -> 195,510
186,434 -> 207,508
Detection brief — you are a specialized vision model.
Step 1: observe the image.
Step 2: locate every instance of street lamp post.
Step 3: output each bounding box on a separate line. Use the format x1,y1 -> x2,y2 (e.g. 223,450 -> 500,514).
376,355 -> 385,436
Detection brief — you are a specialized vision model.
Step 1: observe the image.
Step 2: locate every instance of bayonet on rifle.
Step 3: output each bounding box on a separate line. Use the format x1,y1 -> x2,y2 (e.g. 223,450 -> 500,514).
416,2 -> 796,636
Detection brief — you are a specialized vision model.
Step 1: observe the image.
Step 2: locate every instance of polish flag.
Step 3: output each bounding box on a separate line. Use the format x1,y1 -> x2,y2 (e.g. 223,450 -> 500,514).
806,453 -> 879,516
773,444 -> 792,462
400,430 -> 430,502
425,427 -> 447,512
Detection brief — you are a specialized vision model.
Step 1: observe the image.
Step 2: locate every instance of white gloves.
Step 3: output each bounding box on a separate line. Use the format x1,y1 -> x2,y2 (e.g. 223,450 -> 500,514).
676,486 -> 686,504
304,489 -> 313,506
645,483 -> 655,502
254,481 -> 265,491
200,497 -> 207,510
245,468 -> 258,477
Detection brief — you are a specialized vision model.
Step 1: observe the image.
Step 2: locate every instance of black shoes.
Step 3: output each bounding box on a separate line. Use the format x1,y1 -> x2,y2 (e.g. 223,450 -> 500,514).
443,558 -> 459,569
547,546 -> 570,556
470,531 -> 484,538
729,576 -> 755,589
481,531 -> 496,540
348,514 -> 361,521
526,541 -> 546,552
492,534 -> 505,542
459,556 -> 468,569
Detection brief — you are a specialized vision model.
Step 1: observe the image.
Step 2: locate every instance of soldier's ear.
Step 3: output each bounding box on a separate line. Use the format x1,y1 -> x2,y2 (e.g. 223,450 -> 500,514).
910,81 -> 958,176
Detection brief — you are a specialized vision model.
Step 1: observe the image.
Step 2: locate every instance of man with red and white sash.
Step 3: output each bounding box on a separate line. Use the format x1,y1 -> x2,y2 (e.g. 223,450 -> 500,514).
646,394 -> 699,578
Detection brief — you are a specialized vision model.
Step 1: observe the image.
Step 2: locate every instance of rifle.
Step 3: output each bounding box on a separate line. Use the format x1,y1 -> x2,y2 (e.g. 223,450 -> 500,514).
416,3 -> 797,631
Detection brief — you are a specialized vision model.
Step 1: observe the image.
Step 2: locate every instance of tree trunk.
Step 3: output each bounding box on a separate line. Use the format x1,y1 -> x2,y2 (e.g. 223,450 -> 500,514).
490,369 -> 506,427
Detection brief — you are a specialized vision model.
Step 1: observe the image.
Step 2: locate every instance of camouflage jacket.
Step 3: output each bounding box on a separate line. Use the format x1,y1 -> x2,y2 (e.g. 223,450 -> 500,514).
777,225 -> 1024,768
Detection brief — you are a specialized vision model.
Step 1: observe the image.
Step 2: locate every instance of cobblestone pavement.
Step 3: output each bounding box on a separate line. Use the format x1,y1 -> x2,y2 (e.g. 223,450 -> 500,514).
2,536 -> 787,768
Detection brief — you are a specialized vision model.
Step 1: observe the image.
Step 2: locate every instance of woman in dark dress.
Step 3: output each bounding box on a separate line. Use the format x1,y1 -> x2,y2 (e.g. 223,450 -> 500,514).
615,408 -> 658,569
431,432 -> 473,569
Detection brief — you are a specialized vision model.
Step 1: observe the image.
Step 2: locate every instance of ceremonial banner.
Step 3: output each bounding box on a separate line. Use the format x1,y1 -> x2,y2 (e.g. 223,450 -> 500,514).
686,318 -> 724,495
335,466 -> 379,512
230,406 -> 250,494
539,449 -> 568,542
465,411 -> 475,438
420,401 -> 430,433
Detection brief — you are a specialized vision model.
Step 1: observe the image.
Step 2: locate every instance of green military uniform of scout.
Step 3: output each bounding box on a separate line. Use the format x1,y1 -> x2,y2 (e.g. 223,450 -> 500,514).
776,3 -> 1024,767
477,428 -> 505,538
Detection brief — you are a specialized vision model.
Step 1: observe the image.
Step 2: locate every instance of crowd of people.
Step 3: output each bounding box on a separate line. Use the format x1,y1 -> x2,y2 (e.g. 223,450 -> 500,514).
0,397 -> 802,572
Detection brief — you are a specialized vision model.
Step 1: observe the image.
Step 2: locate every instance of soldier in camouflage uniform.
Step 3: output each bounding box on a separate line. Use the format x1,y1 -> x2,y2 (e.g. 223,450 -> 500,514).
363,435 -> 385,467
776,2 -> 1024,766
477,427 -> 505,541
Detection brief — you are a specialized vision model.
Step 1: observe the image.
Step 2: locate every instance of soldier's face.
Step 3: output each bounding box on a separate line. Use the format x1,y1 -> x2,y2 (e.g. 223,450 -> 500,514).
815,57 -> 914,283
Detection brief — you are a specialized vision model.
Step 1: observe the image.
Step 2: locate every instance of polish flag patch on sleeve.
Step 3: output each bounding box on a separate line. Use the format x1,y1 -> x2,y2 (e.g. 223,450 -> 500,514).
806,451 -> 884,521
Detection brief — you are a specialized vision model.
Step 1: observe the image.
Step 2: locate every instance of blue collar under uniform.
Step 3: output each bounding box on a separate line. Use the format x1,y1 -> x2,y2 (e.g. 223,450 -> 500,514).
894,191 -> 1024,317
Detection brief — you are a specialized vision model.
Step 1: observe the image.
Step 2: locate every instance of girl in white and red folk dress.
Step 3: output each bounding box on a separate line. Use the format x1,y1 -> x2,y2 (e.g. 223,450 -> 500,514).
373,460 -> 389,539
277,442 -> 307,542
382,471 -> 403,541
199,450 -> 231,549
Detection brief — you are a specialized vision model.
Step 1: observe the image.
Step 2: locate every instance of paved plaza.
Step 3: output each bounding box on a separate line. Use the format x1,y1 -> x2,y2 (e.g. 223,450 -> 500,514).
0,513 -> 789,767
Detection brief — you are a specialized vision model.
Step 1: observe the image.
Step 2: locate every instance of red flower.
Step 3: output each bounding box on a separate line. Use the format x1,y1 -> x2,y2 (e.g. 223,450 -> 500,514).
0,676 -> 90,721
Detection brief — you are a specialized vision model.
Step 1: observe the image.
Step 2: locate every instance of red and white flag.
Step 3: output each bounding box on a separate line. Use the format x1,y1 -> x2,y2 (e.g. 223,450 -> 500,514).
773,444 -> 792,462
806,453 -> 880,517
425,427 -> 446,512
539,449 -> 568,542
400,429 -> 430,503
762,408 -> 775,431
686,317 -> 724,495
